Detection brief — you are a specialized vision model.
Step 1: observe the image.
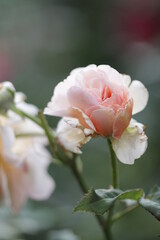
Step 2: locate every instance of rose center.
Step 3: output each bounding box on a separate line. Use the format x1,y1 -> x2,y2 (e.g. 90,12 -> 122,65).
101,87 -> 112,101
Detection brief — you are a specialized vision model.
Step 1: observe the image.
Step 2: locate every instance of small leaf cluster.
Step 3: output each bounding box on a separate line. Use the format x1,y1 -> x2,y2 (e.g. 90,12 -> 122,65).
74,185 -> 160,221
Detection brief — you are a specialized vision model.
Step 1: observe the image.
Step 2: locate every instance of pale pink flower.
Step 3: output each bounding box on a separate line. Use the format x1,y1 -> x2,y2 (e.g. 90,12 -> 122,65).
44,65 -> 148,139
0,98 -> 55,212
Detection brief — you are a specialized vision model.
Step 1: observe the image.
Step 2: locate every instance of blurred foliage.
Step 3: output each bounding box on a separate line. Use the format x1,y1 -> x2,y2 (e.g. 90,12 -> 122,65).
0,0 -> 159,239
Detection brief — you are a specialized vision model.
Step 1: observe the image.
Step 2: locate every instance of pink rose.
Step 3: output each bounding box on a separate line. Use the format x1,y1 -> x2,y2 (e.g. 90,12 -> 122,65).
44,65 -> 148,139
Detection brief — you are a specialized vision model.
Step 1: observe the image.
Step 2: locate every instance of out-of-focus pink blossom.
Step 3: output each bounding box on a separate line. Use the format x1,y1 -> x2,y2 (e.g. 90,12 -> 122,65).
0,86 -> 55,212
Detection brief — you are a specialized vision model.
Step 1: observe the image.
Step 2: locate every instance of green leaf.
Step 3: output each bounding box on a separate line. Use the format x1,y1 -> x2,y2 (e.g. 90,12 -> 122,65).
74,188 -> 143,215
139,185 -> 160,221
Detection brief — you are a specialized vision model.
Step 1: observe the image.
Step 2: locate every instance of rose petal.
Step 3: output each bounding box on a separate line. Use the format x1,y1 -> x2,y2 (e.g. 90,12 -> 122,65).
113,99 -> 133,139
70,67 -> 84,76
17,102 -> 38,116
111,119 -> 148,164
1,126 -> 15,149
13,119 -> 43,136
26,145 -> 55,200
129,80 -> 149,115
72,107 -> 96,131
80,68 -> 106,91
101,93 -> 124,112
56,118 -> 91,154
121,74 -> 131,87
68,86 -> 98,113
86,105 -> 101,117
90,107 -> 114,136
1,162 -> 29,212
14,92 -> 26,104
44,75 -> 77,117
44,94 -> 72,117
29,170 -> 55,200
98,65 -> 124,86
1,81 -> 15,92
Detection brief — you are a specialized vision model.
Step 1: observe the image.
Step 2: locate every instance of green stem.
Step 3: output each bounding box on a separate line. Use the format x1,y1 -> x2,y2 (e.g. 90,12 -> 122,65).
38,111 -> 55,149
37,111 -> 63,164
16,132 -> 44,138
107,138 -> 118,189
106,138 -> 119,239
11,105 -> 58,160
69,158 -> 88,193
11,105 -> 42,127
69,159 -> 111,240
112,204 -> 138,224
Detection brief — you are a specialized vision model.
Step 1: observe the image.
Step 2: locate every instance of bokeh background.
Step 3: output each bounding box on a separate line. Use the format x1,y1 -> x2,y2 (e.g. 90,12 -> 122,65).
0,0 -> 160,239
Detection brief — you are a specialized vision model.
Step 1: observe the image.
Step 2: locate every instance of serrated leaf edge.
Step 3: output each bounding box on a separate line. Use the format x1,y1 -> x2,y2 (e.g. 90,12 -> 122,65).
74,188 -> 144,215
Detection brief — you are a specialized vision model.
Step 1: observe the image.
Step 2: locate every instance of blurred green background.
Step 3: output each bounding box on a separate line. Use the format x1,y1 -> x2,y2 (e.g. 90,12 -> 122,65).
0,0 -> 160,239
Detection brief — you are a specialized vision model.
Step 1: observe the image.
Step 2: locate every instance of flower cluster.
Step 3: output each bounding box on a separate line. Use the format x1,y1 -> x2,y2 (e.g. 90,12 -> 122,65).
0,82 -> 55,211
45,64 -> 148,164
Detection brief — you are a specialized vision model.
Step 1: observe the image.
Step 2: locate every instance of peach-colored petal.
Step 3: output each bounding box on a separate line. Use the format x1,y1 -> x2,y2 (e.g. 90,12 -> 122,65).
113,99 -> 133,139
0,172 -> 3,200
86,105 -> 101,117
0,159 -> 29,212
90,107 -> 114,136
101,94 -> 123,111
72,107 -> 96,131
